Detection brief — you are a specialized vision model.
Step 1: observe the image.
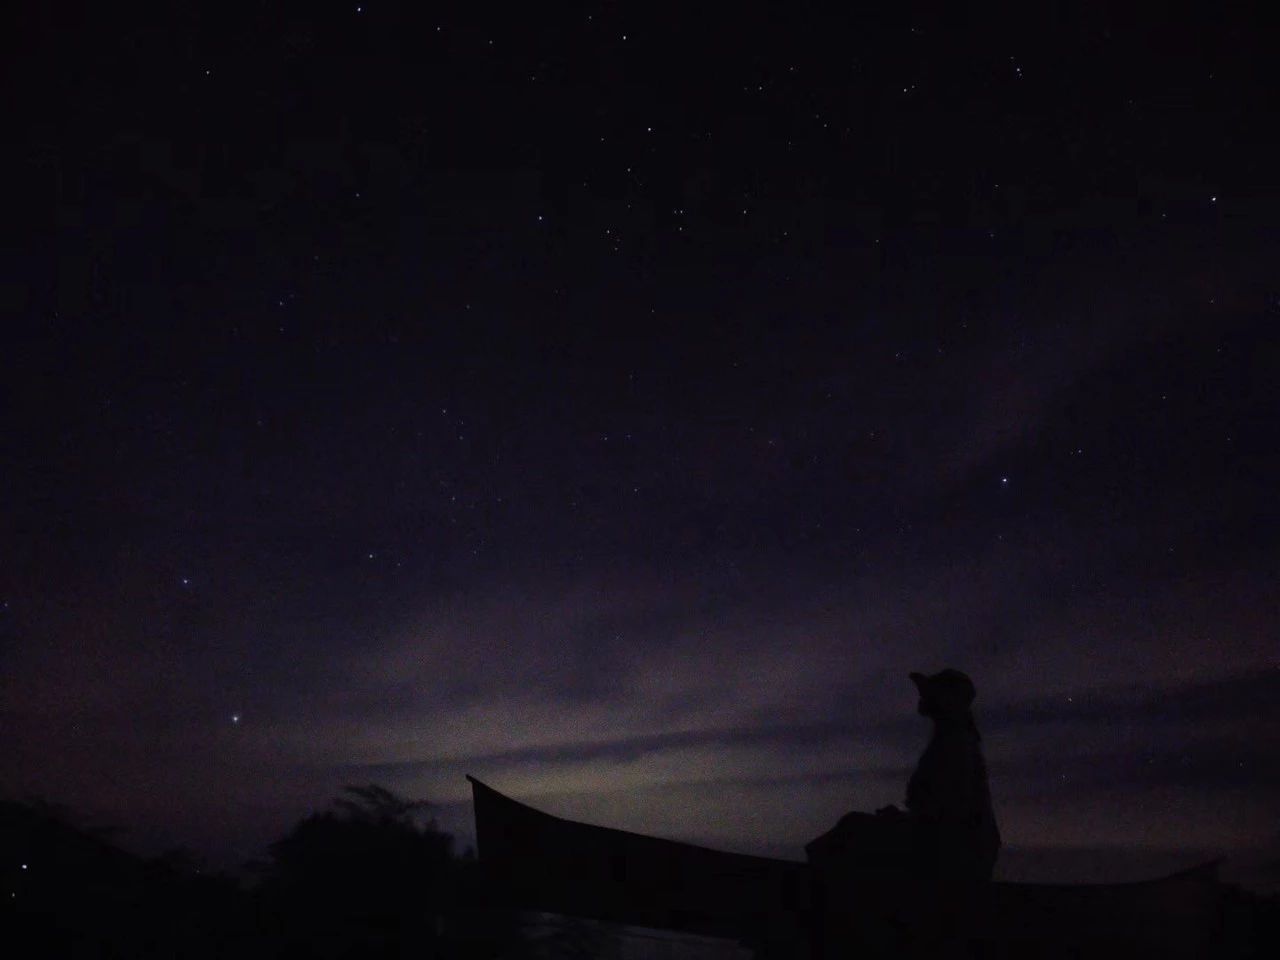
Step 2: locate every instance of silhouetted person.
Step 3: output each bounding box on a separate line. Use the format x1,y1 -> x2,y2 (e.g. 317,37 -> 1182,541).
807,668 -> 999,960
895,669 -> 1001,883
892,669 -> 1000,958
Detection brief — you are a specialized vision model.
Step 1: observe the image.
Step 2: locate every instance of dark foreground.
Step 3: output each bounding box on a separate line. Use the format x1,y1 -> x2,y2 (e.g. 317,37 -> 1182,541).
3,795 -> 1276,959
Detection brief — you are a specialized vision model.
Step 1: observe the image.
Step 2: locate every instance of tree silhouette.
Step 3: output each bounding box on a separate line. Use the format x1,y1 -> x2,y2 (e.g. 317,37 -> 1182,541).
266,783 -> 454,883
330,784 -> 435,826
258,784 -> 513,959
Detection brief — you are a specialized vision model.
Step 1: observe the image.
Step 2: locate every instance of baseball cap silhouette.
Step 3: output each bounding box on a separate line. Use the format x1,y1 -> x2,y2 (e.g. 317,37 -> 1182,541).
909,668 -> 977,709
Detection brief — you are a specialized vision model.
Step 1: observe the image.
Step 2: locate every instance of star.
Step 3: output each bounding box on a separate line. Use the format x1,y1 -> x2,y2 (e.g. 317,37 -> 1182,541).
231,714 -> 241,724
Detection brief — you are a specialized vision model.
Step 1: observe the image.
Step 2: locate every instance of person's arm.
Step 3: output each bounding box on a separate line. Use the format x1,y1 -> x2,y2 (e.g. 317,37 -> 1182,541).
906,740 -> 979,826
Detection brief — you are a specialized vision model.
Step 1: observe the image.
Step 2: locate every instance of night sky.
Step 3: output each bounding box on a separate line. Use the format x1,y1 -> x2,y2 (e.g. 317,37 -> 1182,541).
3,2 -> 1277,888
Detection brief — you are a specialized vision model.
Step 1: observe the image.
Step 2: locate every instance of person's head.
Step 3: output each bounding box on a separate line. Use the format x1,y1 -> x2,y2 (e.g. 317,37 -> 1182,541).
909,669 -> 977,721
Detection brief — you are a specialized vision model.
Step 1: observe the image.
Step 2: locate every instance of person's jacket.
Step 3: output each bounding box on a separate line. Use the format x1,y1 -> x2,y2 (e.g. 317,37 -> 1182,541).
905,717 -> 1001,881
